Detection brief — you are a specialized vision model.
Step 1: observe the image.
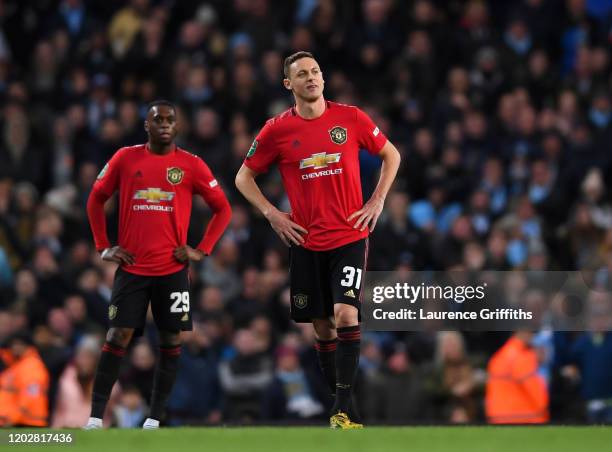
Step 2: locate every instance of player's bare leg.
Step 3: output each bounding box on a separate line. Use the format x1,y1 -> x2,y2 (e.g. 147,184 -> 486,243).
330,304 -> 363,429
312,317 -> 336,340
143,330 -> 182,429
84,327 -> 134,429
312,318 -> 338,398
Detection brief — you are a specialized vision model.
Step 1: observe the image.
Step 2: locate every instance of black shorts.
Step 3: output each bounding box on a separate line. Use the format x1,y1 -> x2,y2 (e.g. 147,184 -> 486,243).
108,266 -> 192,333
289,238 -> 368,323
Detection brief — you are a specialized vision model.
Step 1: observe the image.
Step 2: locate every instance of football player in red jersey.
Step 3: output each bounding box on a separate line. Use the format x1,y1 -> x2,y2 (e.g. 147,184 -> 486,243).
83,100 -> 231,429
235,52 -> 400,428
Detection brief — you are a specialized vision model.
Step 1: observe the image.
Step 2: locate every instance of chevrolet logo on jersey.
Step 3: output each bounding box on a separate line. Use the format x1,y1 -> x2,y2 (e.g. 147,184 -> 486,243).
133,188 -> 175,203
299,152 -> 342,170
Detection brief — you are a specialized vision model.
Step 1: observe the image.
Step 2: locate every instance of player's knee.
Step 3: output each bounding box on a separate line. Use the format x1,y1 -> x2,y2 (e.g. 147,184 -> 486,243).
334,304 -> 358,328
312,319 -> 336,340
106,327 -> 134,348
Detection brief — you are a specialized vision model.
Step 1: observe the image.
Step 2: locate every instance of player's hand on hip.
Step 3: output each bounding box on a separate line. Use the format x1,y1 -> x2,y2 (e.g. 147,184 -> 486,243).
174,245 -> 205,263
266,209 -> 307,247
348,197 -> 384,232
101,246 -> 135,265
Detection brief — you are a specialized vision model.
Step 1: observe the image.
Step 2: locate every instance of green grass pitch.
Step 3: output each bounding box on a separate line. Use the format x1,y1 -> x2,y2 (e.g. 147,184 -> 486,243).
3,427 -> 611,452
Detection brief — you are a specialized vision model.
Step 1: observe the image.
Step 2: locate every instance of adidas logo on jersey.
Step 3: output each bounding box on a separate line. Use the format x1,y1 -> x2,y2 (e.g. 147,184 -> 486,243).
344,289 -> 356,298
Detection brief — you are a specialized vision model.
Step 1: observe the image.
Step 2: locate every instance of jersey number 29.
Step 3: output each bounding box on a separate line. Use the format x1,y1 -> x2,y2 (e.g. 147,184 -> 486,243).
170,291 -> 190,313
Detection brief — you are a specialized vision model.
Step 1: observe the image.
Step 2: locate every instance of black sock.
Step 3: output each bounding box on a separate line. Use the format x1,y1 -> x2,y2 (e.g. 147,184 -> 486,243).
315,338 -> 337,396
91,342 -> 126,418
149,345 -> 181,421
334,325 -> 361,414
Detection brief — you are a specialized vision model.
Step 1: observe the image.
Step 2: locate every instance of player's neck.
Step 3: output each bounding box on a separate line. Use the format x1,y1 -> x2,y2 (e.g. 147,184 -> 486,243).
147,142 -> 175,155
294,96 -> 326,120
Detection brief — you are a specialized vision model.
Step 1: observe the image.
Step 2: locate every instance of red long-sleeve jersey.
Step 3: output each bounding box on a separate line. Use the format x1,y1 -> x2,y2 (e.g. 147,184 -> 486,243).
87,144 -> 231,276
244,101 -> 387,251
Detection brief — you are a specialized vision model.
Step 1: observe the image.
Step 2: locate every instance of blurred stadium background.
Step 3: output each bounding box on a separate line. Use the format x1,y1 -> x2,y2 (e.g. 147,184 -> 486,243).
1,0 -> 612,428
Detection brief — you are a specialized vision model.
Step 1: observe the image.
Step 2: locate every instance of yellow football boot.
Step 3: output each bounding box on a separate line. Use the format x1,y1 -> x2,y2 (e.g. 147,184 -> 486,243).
329,411 -> 363,429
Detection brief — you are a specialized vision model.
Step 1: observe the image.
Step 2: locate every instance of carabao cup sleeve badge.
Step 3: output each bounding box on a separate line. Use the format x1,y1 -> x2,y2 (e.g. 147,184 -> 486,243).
246,139 -> 258,158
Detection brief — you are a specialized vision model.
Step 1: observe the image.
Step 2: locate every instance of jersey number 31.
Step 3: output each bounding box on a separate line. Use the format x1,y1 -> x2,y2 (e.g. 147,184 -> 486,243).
340,266 -> 362,289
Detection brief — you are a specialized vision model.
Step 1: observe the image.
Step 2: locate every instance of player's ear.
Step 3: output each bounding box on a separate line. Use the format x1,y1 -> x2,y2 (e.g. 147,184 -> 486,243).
283,78 -> 292,91
144,119 -> 149,133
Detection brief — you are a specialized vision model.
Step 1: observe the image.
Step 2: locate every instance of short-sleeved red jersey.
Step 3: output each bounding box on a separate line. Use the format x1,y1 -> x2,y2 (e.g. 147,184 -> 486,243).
244,101 -> 387,251
88,144 -> 231,276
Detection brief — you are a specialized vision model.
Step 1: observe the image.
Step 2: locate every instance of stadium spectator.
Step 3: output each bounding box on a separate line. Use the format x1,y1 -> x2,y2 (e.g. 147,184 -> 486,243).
166,319 -> 223,426
563,304 -> 612,423
119,339 -> 156,403
425,332 -> 483,423
219,328 -> 273,422
112,385 -> 148,428
262,344 -> 326,421
485,331 -> 549,424
52,335 -> 102,428
363,345 -> 431,423
0,332 -> 50,426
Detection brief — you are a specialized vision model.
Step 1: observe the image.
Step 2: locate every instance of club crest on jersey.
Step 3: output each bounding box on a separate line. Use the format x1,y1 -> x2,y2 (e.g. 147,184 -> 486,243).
109,305 -> 117,320
299,152 -> 341,169
293,294 -> 308,309
329,126 -> 347,145
167,167 -> 184,185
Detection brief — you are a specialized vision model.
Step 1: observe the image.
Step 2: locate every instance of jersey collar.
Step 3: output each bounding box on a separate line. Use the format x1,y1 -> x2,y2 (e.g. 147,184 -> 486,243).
145,143 -> 177,156
291,100 -> 330,119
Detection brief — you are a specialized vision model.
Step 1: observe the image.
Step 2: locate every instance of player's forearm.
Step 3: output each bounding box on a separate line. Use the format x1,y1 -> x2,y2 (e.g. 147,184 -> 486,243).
235,168 -> 278,218
86,190 -> 111,251
370,142 -> 401,202
196,198 -> 232,255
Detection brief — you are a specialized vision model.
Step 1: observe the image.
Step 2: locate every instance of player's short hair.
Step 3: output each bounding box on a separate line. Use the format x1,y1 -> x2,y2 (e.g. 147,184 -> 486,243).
147,99 -> 176,114
283,51 -> 315,78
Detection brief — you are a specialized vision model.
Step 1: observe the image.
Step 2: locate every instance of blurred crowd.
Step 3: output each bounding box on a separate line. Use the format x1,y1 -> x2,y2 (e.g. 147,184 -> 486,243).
1,0 -> 612,426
